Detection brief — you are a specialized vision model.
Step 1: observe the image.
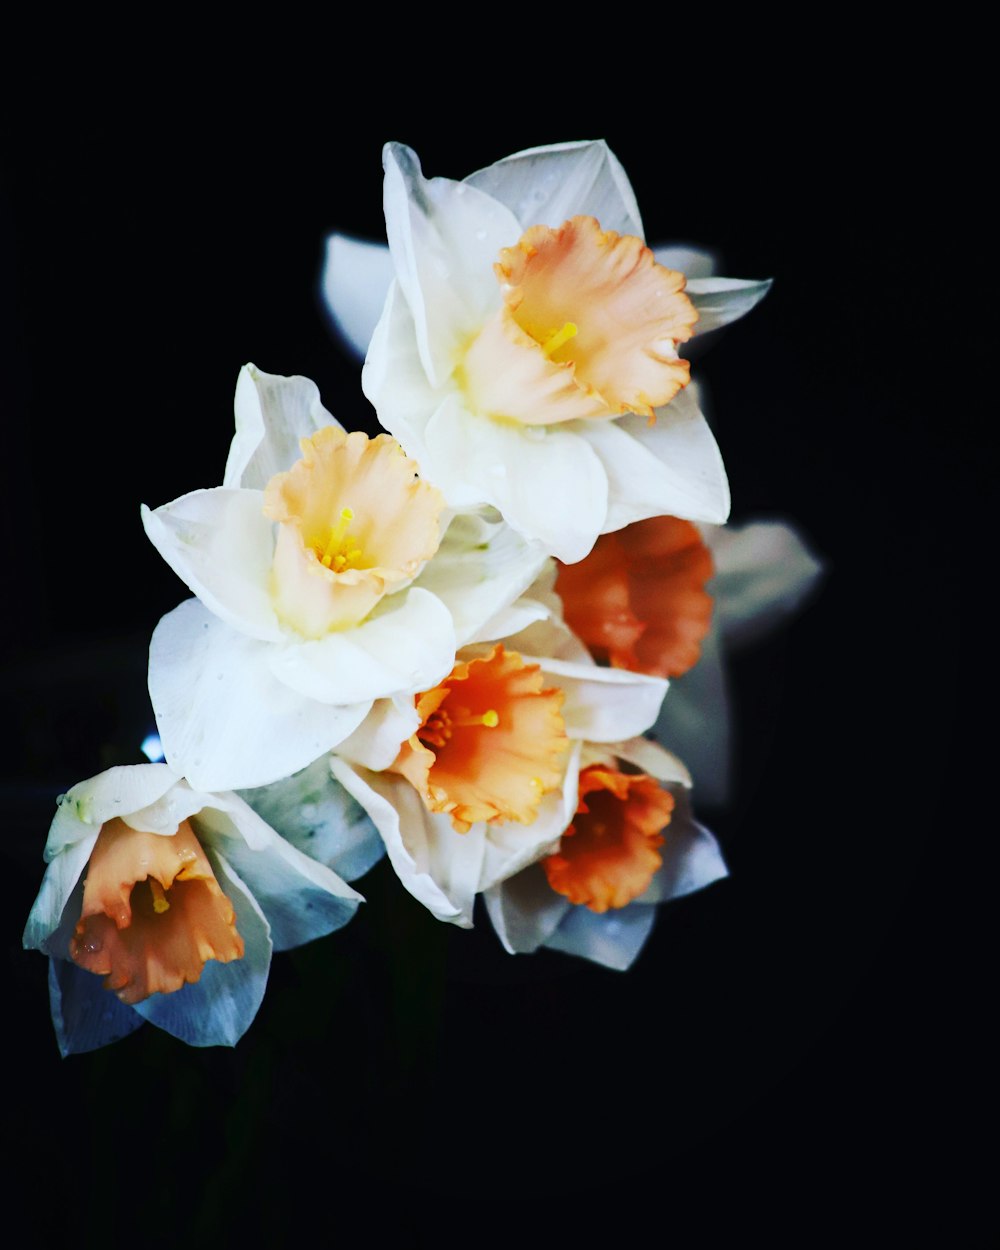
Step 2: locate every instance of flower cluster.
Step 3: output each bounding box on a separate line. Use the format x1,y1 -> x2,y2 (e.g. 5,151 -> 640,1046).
24,140 -> 821,1052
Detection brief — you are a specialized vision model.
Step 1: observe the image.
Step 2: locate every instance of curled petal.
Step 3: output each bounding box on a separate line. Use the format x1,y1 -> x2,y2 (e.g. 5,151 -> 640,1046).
686,276 -> 773,336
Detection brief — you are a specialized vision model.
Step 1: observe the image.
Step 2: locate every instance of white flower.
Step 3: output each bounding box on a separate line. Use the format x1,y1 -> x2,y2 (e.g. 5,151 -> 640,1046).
22,764 -> 362,1054
331,613 -> 669,928
325,140 -> 772,562
483,736 -> 728,971
142,363 -> 548,793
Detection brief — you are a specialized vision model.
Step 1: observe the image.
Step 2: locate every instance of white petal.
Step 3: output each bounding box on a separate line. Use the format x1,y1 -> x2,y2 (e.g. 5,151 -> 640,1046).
532,656 -> 669,743
581,386 -> 731,532
23,839 -> 95,954
361,279 -> 440,463
611,736 -> 692,787
653,245 -> 718,279
149,599 -> 371,792
132,853 -> 271,1048
238,755 -> 384,883
267,587 -> 455,705
483,864 -> 572,955
413,511 -> 549,647
544,903 -> 657,971
41,763 -> 179,858
207,805 -> 362,951
141,488 -> 284,642
686,276 -> 773,337
382,142 -> 521,388
705,520 -> 825,650
638,790 -> 728,904
321,233 -> 394,361
465,140 -> 644,238
225,363 -> 342,490
424,395 -> 609,563
331,760 -> 470,925
47,958 -> 144,1057
335,696 -> 420,771
651,622 -> 732,807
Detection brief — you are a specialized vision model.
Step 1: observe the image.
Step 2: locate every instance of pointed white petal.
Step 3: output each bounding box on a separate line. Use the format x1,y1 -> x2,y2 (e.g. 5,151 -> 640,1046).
238,755 -> 384,883
267,587 -> 455,705
141,488 -> 284,642
424,395 -> 609,563
638,790 -> 728,904
651,622 -> 732,807
413,511 -> 549,647
686,276 -> 774,335
23,842 -> 95,954
47,958 -> 144,1057
225,364 -> 342,490
149,599 -> 371,792
361,279 -> 439,462
321,234 -> 394,362
652,245 -> 719,279
531,656 -> 669,743
545,902 -> 657,971
330,760 -> 470,926
483,864 -> 572,955
208,807 -> 362,951
705,520 -> 825,650
465,140 -> 644,238
582,386 -> 731,532
132,854 -> 270,1048
611,736 -> 692,787
41,764 -> 179,858
382,143 -> 520,387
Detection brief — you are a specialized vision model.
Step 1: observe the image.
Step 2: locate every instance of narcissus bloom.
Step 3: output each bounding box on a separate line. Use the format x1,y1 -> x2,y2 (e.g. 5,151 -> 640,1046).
327,140 -> 771,561
331,616 -> 670,927
143,364 -> 547,792
484,736 -> 728,971
23,764 -> 362,1054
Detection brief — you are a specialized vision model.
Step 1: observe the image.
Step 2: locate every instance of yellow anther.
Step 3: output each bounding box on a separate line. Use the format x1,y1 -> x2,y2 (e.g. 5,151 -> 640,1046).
148,877 -> 170,914
320,506 -> 356,568
481,710 -> 499,728
541,321 -> 578,358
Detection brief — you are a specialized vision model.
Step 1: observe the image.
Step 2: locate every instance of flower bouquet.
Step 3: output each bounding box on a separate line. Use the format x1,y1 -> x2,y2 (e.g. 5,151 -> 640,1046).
21,139 -> 821,1055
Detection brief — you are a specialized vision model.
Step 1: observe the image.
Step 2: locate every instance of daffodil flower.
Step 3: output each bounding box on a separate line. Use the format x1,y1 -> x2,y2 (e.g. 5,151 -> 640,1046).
324,140 -> 771,562
142,364 -> 548,793
330,607 -> 669,927
22,764 -> 362,1054
484,735 -> 728,971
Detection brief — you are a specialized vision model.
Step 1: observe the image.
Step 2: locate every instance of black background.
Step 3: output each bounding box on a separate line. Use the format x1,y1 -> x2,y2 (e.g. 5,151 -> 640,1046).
1,78 -> 982,1244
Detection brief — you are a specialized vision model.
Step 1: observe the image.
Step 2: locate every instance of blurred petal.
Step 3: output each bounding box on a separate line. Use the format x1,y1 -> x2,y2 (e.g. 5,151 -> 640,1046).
321,233 -> 394,361
651,623 -> 732,807
238,755 -> 384,883
611,736 -> 692,787
686,276 -> 774,335
586,385 -> 731,532
267,587 -> 455,705
483,863 -> 572,955
532,657 -> 668,743
225,364 -> 341,491
424,394 -> 608,563
545,902 -> 657,971
637,790 -> 728,904
383,142 -> 520,387
466,140 -> 643,237
149,598 -> 371,792
131,854 -> 270,1048
141,488 -> 284,642
47,958 -> 144,1057
706,520 -> 825,650
652,245 -> 718,278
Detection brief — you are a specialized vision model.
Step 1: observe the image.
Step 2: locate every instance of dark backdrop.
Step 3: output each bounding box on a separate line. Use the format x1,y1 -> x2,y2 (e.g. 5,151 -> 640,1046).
1,94 -> 980,1242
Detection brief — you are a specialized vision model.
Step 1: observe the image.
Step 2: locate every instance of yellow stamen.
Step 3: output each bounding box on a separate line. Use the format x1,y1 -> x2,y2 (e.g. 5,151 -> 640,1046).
541,321 -> 578,358
320,507 -> 355,568
148,877 -> 170,914
481,709 -> 499,728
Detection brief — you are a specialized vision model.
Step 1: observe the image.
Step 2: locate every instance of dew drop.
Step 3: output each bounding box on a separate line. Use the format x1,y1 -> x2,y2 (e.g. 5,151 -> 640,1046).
82,937 -> 103,955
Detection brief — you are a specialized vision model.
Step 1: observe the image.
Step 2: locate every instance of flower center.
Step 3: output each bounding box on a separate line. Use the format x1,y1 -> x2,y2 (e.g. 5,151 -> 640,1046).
70,817 -> 244,1005
391,644 -> 567,833
543,765 -> 674,912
